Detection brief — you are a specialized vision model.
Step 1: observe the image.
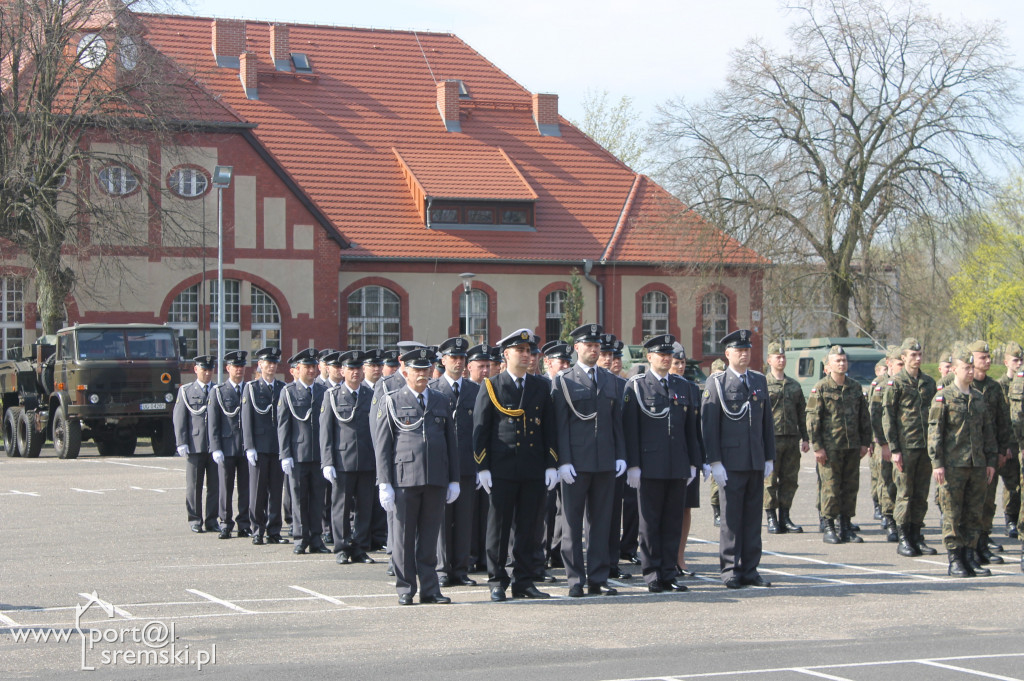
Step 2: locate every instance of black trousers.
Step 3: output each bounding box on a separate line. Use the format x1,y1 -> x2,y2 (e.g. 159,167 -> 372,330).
322,481 -> 333,537
331,470 -> 375,555
289,461 -> 327,550
719,469 -> 764,583
185,452 -> 219,528
249,452 -> 285,537
217,456 -> 250,531
393,485 -> 445,597
607,474 -> 626,570
438,474 -> 477,579
470,487 -> 490,568
638,477 -> 687,584
487,478 -> 545,589
620,483 -> 640,557
529,487 -> 559,578
370,487 -> 389,548
560,470 -> 615,588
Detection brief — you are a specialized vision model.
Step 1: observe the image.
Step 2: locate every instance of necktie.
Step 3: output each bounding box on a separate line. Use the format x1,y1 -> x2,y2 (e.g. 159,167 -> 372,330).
236,384 -> 242,399
417,392 -> 426,411
740,374 -> 748,391
516,377 -> 524,393
203,384 -> 209,398
661,377 -> 668,393
588,368 -> 595,384
453,381 -> 460,400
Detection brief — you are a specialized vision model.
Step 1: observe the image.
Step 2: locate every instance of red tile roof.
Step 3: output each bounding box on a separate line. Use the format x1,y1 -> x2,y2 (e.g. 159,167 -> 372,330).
138,14 -> 765,266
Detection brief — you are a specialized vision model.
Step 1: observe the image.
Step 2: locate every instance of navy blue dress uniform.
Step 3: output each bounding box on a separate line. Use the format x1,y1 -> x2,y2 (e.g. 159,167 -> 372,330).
429,337 -> 481,587
319,351 -> 377,564
277,348 -> 330,554
173,355 -> 219,532
361,347 -> 389,549
465,343 -> 493,572
551,323 -> 627,596
623,335 -> 701,591
600,334 -> 633,580
209,351 -> 251,539
701,330 -> 776,588
472,330 -> 559,600
315,349 -> 339,540
373,347 -> 460,604
241,347 -> 289,544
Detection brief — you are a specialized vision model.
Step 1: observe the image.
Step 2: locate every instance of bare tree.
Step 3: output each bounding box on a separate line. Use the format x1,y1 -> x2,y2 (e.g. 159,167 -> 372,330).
650,0 -> 1022,337
572,89 -> 651,173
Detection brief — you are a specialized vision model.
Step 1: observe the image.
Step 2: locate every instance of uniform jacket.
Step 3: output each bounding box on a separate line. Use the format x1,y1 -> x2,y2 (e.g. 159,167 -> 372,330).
869,376 -> 888,443
807,374 -> 872,452
700,369 -> 775,471
277,380 -> 326,463
242,378 -> 284,454
551,364 -> 625,473
318,383 -> 375,473
429,375 -> 481,477
882,368 -> 937,452
209,381 -> 244,458
373,385 -> 459,488
622,371 -> 700,478
972,375 -> 1015,454
928,385 -> 998,469
173,381 -> 211,453
767,372 -> 808,440
472,371 -> 557,481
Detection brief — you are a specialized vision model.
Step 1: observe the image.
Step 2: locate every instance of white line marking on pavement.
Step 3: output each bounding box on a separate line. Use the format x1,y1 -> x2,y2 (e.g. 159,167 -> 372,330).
70,488 -> 114,494
792,669 -> 856,681
916,660 -> 1023,680
0,490 -> 40,496
914,558 -> 1021,576
289,585 -> 362,608
757,568 -> 854,585
77,593 -> 133,619
186,589 -> 254,613
162,559 -> 336,568
607,579 -> 629,588
0,613 -> 21,626
129,486 -> 167,493
81,459 -> 183,472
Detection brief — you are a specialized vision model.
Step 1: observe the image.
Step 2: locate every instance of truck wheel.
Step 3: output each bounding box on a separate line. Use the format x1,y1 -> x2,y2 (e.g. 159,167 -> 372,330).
151,419 -> 175,456
3,408 -> 23,457
94,434 -> 117,457
52,404 -> 81,460
17,410 -> 44,458
117,434 -> 138,457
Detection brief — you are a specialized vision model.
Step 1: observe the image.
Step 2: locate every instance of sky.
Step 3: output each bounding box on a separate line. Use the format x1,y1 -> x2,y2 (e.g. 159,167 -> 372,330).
178,0 -> 1024,126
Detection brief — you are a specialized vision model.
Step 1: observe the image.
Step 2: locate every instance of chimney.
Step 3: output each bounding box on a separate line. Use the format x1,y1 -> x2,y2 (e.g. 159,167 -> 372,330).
212,18 -> 246,68
270,24 -> 290,71
240,51 -> 258,99
532,93 -> 561,137
436,80 -> 461,133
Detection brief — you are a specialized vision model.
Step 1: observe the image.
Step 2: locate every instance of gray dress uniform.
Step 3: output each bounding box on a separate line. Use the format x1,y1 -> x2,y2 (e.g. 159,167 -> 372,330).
209,379 -> 250,535
278,377 -> 328,552
173,378 -> 219,531
373,383 -> 459,599
242,375 -> 288,541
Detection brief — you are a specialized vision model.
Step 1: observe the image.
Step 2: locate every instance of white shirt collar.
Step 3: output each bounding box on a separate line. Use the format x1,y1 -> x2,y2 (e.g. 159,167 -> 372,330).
444,374 -> 462,390
727,366 -> 748,381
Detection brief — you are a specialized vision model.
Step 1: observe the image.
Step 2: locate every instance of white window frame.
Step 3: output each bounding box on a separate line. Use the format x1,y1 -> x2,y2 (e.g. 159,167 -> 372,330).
347,285 -> 400,351
702,291 -> 729,356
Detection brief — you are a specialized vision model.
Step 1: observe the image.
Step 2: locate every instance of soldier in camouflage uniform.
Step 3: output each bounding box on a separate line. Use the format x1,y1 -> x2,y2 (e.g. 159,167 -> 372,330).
706,358 -> 726,527
763,342 -> 809,534
868,358 -> 887,522
882,337 -> 939,558
870,347 -> 903,542
928,345 -> 997,577
997,341 -> 1023,541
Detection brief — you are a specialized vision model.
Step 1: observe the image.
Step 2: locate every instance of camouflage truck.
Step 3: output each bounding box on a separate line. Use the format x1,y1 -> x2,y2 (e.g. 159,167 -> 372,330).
786,337 -> 885,398
0,323 -> 182,459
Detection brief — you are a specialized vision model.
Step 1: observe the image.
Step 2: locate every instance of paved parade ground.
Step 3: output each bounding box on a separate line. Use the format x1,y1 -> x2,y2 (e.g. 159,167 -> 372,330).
2,448 -> 1022,680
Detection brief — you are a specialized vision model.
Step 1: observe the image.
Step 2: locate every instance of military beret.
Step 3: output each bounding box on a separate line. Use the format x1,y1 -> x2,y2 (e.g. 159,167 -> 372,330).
438,337 -> 467,356
885,345 -> 901,361
644,334 -> 676,354
1005,341 -> 1024,359
899,337 -> 922,354
400,347 -> 437,368
827,345 -> 846,357
253,347 -> 282,363
951,344 -> 973,365
569,323 -> 603,344
362,349 -> 385,365
967,340 -> 990,354
710,359 -> 726,373
720,329 -> 753,349
223,350 -> 248,367
466,344 -> 490,362
192,354 -> 216,370
289,348 -> 318,366
497,328 -> 534,351
337,350 -> 364,368
766,341 -> 784,356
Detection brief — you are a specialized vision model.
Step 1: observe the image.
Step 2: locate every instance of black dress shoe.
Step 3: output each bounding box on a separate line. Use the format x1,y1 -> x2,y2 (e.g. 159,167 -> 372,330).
293,545 -> 307,554
743,575 -> 772,588
205,523 -> 220,532
452,576 -> 477,586
237,529 -> 252,538
190,523 -> 203,533
567,584 -> 585,598
621,553 -> 642,565
309,545 -> 331,554
661,580 -> 688,592
677,567 -> 696,578
540,571 -> 557,583
267,535 -> 290,544
511,585 -> 550,599
490,587 -> 507,602
397,594 -> 415,606
439,576 -> 452,587
218,529 -> 232,539
336,552 -> 352,565
252,534 -> 264,545
647,581 -> 664,593
420,594 -> 451,604
322,532 -> 334,545
724,578 -> 743,589
588,584 -> 617,596
609,567 -> 632,580
385,566 -> 395,576
352,553 -> 376,564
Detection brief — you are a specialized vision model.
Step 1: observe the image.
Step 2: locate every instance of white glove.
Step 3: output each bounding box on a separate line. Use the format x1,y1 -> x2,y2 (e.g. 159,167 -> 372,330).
379,483 -> 395,512
323,465 -> 337,482
245,449 -> 258,466
615,459 -> 627,477
764,460 -> 774,479
212,450 -> 225,465
446,481 -> 461,504
710,462 -> 728,488
702,463 -> 712,481
626,466 -> 641,489
558,463 -> 577,485
544,468 -> 559,491
476,470 -> 493,494
688,466 -> 697,484
281,457 -> 294,474
176,445 -> 189,457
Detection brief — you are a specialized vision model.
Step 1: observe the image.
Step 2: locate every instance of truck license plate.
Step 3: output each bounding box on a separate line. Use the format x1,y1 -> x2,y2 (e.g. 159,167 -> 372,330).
140,403 -> 165,411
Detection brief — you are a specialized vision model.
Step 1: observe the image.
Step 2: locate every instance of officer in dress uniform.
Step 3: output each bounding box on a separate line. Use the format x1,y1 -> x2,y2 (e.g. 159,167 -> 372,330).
315,349 -> 336,387
598,333 -> 633,581
361,349 -> 388,550
429,337 -> 481,587
701,329 -> 775,589
278,348 -> 331,554
473,329 -> 559,601
382,350 -> 400,377
174,355 -> 220,533
374,347 -> 460,605
552,323 -> 627,597
318,351 -> 346,546
320,350 -> 377,564
671,343 -> 704,578
210,351 -> 251,539
242,347 -> 289,545
535,341 -> 572,578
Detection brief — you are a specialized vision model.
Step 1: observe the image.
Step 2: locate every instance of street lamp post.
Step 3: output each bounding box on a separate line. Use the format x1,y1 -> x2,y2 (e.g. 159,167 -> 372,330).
460,272 -> 476,343
212,165 -> 233,383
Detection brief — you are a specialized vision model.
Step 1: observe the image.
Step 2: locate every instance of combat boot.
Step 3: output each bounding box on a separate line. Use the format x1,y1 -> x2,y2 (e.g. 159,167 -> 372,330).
964,547 -> 992,576
818,513 -> 827,533
1006,515 -> 1019,540
822,518 -> 842,544
839,516 -> 863,543
883,515 -> 898,543
766,509 -> 781,534
712,504 -> 721,527
913,524 -> 937,556
986,533 -> 1004,552
873,500 -> 882,520
977,534 -> 1003,564
1020,544 -> 1024,574
897,525 -> 920,557
946,549 -> 970,578
780,509 -> 803,533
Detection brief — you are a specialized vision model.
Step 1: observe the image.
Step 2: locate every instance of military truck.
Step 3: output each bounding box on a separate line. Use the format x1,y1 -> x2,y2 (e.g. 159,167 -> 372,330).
785,337 -> 885,397
0,323 -> 182,459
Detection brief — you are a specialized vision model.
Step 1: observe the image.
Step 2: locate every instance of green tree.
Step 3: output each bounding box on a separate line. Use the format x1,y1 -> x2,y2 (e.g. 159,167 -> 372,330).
561,268 -> 584,343
572,89 -> 650,172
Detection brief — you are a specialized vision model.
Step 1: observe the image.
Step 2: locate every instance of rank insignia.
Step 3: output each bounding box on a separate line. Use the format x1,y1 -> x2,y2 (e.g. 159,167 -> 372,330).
468,409 -> 473,415
377,410 -> 383,419
535,417 -> 541,425
703,390 -> 710,398
242,397 -> 248,404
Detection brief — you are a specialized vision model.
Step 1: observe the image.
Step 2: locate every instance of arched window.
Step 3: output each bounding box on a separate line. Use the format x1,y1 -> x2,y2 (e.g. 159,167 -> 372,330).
641,290 -> 670,340
251,285 -> 281,352
209,279 -> 240,355
702,292 -> 729,355
1,277 -> 25,358
169,279 -> 278,358
167,167 -> 210,198
544,290 -> 567,343
168,283 -> 201,358
348,285 -> 400,350
97,165 -> 138,196
460,289 -> 488,345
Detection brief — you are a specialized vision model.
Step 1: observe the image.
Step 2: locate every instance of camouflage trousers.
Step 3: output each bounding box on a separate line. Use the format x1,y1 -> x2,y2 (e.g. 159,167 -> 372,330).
869,446 -> 880,504
982,452 -> 1021,532
936,466 -> 986,551
818,448 -> 861,519
894,447 -> 931,526
764,436 -> 801,510
873,444 -> 897,515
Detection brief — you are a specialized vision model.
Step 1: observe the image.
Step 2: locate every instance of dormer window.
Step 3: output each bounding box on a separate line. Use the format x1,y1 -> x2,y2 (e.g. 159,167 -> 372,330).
291,53 -> 312,73
428,201 -> 534,230
458,80 -> 470,99
78,34 -> 108,69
